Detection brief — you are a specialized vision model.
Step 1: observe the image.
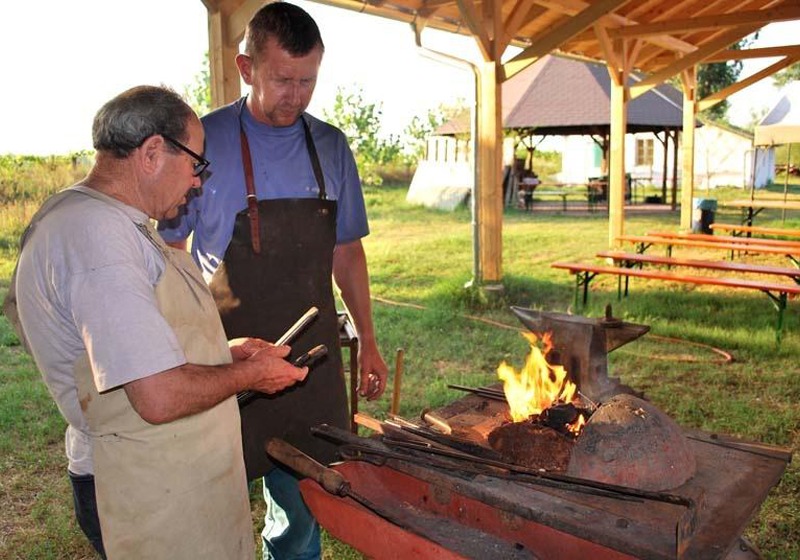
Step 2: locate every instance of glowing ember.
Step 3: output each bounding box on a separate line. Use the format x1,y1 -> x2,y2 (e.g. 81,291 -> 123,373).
497,331 -> 585,432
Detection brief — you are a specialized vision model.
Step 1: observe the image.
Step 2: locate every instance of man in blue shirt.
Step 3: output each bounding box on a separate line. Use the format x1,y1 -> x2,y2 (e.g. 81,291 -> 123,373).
158,3 -> 388,559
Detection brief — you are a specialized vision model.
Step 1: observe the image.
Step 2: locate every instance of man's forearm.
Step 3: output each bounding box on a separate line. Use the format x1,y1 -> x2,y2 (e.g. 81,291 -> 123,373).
124,346 -> 302,424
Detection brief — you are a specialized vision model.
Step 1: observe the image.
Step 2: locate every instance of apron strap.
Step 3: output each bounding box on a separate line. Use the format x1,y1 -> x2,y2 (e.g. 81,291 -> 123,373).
301,116 -> 327,200
239,128 -> 262,255
237,101 -> 329,256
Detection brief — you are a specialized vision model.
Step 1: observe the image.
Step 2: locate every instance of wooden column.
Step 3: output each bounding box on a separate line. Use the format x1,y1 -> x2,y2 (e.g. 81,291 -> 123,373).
608,77 -> 627,247
680,67 -> 697,231
475,59 -> 504,284
207,9 -> 243,108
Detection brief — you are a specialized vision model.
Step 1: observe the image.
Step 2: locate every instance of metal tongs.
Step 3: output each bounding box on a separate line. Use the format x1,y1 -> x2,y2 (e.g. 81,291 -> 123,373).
237,306 -> 319,406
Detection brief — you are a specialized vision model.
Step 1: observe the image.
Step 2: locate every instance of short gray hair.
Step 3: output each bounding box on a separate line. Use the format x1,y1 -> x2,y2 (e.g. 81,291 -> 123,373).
92,85 -> 195,158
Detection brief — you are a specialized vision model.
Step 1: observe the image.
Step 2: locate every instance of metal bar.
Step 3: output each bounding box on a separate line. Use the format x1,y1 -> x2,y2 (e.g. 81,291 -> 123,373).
446,384 -> 507,402
352,438 -> 696,509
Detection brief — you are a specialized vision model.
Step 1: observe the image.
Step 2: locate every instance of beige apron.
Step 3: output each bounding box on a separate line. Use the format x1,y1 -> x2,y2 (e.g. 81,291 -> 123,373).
72,216 -> 254,558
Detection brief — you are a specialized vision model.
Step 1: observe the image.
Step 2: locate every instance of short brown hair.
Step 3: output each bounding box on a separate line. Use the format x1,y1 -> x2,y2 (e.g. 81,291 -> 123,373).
244,1 -> 324,61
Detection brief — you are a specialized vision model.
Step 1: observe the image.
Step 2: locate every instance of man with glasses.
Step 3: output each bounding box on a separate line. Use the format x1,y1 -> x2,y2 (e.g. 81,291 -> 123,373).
3,85 -> 309,559
158,3 -> 389,559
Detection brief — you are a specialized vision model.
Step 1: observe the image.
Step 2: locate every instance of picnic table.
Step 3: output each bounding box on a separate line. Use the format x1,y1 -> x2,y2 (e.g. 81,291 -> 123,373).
723,199 -> 800,227
645,230 -> 800,258
550,252 -> 800,344
524,183 -> 596,212
616,234 -> 800,267
710,223 -> 800,240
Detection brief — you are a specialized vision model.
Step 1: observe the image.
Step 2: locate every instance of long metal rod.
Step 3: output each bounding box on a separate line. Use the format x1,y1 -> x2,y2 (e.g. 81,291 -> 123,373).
446,384 -> 506,401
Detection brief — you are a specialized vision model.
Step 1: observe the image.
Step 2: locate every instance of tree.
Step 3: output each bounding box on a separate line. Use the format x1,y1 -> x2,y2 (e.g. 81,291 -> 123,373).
184,53 -> 211,117
696,38 -> 753,122
323,85 -> 402,186
773,62 -> 800,87
402,100 -> 469,165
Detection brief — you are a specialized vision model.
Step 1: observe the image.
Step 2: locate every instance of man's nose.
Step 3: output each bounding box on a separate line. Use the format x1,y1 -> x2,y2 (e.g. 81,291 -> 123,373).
289,83 -> 303,104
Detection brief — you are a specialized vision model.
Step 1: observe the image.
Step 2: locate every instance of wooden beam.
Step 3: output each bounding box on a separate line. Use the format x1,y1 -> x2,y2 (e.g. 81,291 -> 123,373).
697,55 -> 800,112
608,43 -> 628,248
475,64 -> 504,283
608,6 -> 800,38
207,8 -> 242,108
704,45 -> 800,62
499,0 -> 542,53
226,0 -> 264,46
630,25 -> 758,99
594,23 -> 622,80
502,0 -> 633,81
535,0 -> 696,54
456,0 -> 492,60
680,68 -> 696,232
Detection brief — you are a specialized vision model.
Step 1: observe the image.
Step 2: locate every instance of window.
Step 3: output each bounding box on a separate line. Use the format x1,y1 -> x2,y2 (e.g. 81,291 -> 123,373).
635,138 -> 654,166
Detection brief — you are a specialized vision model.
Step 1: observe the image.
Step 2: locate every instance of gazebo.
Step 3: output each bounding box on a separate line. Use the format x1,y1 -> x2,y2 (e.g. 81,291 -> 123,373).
435,54 -> 689,206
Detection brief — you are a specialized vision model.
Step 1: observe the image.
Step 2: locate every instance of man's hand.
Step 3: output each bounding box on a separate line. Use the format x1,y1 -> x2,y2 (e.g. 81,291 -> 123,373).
229,337 -> 274,361
357,338 -> 388,401
244,345 -> 308,395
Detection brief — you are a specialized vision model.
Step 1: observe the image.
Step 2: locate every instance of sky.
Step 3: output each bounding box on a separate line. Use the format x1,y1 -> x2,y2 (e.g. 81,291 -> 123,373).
0,1 -> 795,155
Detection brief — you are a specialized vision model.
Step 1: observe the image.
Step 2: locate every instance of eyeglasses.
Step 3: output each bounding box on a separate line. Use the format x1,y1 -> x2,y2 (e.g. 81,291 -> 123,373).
161,134 -> 210,177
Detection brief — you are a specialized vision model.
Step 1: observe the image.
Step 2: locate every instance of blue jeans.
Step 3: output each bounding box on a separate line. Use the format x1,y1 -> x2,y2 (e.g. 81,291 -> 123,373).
68,471 -> 106,559
262,466 -> 321,560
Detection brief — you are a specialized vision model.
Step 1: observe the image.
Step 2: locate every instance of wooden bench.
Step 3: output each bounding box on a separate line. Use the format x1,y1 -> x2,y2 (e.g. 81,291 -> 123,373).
597,252 -> 800,317
710,223 -> 800,240
551,261 -> 800,342
533,189 -> 569,211
645,230 -> 800,250
616,234 -> 800,266
722,199 -> 800,227
597,251 -> 800,284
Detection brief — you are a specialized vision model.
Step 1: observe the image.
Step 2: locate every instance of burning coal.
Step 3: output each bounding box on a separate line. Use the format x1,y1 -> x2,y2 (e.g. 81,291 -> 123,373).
496,331 -> 589,435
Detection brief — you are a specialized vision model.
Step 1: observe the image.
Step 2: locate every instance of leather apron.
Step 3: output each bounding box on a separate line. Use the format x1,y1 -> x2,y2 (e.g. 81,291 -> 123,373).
208,114 -> 349,480
70,192 -> 254,559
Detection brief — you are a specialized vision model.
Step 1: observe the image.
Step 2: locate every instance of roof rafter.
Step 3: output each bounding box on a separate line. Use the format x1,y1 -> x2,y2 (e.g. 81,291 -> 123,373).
501,0 -> 634,80
609,5 -> 800,38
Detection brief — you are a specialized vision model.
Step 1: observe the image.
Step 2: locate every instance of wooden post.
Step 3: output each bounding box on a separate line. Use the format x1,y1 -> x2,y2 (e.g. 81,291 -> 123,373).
784,144 -> 793,223
207,9 -> 243,108
475,60 -> 504,284
608,72 -> 627,247
680,67 -> 697,231
671,130 -> 679,210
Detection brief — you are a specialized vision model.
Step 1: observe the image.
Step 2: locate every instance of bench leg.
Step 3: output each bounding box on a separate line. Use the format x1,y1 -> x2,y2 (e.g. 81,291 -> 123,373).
765,291 -> 788,345
574,271 -> 597,309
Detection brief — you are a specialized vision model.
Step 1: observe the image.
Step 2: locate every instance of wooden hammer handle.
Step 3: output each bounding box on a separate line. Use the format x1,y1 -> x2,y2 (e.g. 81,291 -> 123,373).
266,438 -> 347,496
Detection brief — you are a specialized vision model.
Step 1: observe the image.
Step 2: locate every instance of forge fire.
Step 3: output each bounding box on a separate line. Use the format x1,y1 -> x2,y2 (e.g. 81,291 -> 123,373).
487,330 -> 696,491
488,331 -> 592,471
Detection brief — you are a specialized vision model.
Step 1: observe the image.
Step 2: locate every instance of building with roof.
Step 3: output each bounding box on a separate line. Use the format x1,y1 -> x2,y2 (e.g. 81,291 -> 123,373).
408,55 -> 773,210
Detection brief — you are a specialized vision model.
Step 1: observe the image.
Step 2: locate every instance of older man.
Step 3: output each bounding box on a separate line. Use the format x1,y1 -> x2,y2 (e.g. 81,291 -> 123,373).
3,85 -> 308,559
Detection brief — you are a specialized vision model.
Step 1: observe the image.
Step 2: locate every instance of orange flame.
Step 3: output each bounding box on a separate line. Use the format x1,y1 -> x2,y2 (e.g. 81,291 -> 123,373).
497,331 -> 578,423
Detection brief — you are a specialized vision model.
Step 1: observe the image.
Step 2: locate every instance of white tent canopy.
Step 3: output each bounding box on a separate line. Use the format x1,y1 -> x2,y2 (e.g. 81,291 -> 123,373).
754,84 -> 800,146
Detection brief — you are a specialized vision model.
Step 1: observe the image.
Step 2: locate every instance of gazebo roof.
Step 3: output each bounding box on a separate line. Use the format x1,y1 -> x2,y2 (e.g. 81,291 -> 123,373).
438,54 -> 687,137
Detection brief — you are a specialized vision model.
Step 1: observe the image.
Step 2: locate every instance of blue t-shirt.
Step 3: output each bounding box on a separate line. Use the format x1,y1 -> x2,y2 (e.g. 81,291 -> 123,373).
158,98 -> 369,280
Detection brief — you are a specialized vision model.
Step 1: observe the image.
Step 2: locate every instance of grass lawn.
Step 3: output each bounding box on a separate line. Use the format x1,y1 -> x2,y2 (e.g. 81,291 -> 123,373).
1,179 -> 799,559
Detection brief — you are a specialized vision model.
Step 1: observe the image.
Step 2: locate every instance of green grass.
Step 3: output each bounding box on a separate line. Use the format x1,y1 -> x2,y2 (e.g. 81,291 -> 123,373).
1,175 -> 799,559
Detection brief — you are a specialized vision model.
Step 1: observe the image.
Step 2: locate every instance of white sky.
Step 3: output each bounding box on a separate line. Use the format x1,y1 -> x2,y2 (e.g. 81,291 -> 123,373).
0,1 -> 795,155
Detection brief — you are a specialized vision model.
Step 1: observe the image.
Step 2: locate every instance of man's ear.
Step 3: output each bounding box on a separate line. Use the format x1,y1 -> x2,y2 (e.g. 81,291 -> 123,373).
137,135 -> 164,176
236,53 -> 253,85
